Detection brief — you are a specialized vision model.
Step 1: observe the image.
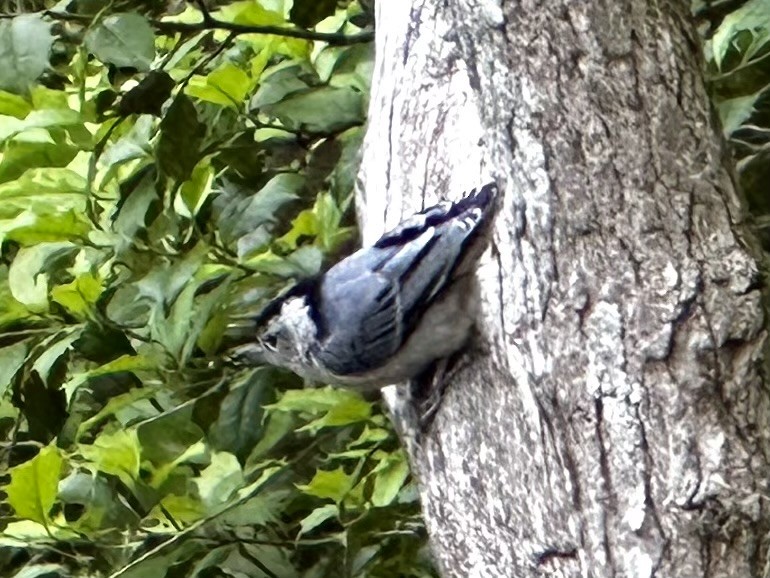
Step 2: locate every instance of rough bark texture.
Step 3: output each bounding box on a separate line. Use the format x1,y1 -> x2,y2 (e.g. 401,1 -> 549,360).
358,0 -> 770,576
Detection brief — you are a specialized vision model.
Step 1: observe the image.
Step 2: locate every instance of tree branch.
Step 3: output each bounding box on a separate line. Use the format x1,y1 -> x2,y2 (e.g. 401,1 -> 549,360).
0,9 -> 374,46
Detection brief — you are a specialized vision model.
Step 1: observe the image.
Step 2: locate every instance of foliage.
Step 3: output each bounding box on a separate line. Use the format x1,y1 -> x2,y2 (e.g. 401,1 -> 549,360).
698,0 -> 770,249
0,1 -> 436,577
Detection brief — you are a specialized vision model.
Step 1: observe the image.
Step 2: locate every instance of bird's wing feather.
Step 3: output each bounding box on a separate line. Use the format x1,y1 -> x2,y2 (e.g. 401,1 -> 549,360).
315,189 -> 491,375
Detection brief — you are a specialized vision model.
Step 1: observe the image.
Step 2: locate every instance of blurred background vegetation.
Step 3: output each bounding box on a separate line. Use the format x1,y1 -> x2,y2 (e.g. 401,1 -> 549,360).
0,1 -> 768,577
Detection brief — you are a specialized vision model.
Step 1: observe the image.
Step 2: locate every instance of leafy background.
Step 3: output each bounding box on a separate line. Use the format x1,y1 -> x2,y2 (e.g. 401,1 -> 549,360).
0,1 -> 434,577
0,1 -> 769,577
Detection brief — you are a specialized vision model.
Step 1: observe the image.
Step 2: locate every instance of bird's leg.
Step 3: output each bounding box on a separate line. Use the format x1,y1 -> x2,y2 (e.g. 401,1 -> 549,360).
415,357 -> 450,432
413,330 -> 487,432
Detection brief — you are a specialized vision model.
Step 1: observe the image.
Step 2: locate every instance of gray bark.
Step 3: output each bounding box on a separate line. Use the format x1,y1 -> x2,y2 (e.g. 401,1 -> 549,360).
358,0 -> 770,576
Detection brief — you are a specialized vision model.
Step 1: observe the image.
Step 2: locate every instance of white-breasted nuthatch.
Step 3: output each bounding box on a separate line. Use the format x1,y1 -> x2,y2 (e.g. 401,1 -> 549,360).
229,183 -> 497,389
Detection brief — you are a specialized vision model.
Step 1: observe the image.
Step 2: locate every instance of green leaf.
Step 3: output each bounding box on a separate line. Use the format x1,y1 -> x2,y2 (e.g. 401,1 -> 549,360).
370,450 -> 410,507
111,163 -> 159,244
297,503 -> 339,537
245,410 -> 295,467
262,86 -> 364,133
329,44 -> 374,93
0,90 -> 31,117
208,368 -> 277,459
6,445 -> 63,527
0,341 -> 28,397
349,425 -> 391,448
219,489 -> 292,527
0,265 -> 29,327
186,64 -> 251,107
3,210 -> 92,245
50,273 -> 103,319
290,0 -> 338,28
214,173 -> 303,249
79,429 -> 141,488
8,242 -> 78,312
709,0 -> 770,70
177,158 -> 214,218
157,93 -> 205,181
0,108 -> 82,143
118,70 -> 175,116
9,563 -> 67,578
194,451 -> 243,512
0,167 -> 87,219
297,394 -> 372,433
250,64 -> 313,108
296,466 -> 355,503
0,137 -> 79,185
0,15 -> 53,94
158,493 -> 206,525
137,410 -> 205,474
85,13 -> 155,71
218,1 -> 284,26
278,192 -> 352,253
66,354 -> 157,406
100,116 -> 154,184
32,327 -> 82,384
268,386 -> 367,415
717,93 -> 758,136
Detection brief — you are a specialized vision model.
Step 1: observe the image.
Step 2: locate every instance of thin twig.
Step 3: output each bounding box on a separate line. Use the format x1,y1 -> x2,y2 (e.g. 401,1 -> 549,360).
0,10 -> 374,46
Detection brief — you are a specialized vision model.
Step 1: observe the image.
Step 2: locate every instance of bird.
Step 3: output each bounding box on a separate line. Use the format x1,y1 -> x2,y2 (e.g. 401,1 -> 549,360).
227,183 -> 497,390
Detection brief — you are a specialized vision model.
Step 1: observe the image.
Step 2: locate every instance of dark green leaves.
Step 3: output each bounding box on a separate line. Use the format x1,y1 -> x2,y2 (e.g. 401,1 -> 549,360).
703,0 -> 770,251
290,0 -> 339,28
215,173 -> 303,249
157,94 -> 206,181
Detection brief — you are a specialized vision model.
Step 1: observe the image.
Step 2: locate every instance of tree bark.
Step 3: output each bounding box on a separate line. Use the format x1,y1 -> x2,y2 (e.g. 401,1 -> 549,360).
358,1 -> 770,576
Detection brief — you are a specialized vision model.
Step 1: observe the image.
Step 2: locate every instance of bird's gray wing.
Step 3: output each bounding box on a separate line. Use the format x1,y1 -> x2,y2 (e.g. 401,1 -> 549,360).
313,185 -> 495,376
315,225 -> 468,375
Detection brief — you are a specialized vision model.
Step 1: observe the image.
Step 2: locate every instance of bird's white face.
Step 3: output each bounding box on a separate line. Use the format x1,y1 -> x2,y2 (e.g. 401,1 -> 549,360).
257,296 -> 318,376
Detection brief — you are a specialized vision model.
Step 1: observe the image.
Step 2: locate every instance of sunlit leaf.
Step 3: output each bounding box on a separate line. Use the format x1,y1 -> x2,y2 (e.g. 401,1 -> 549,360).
194,451 -> 243,512
268,386 -> 367,414
79,429 -> 142,488
186,64 -> 252,107
296,466 -> 355,503
50,273 -> 103,318
8,243 -> 78,312
177,158 -> 214,218
711,0 -> 770,69
297,503 -> 339,537
370,450 -> 410,507
0,90 -> 31,117
218,1 -> 284,26
297,395 -> 372,433
6,445 -> 63,527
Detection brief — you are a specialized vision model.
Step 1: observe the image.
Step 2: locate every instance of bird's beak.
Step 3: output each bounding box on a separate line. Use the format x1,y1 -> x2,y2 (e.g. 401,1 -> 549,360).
225,343 -> 267,366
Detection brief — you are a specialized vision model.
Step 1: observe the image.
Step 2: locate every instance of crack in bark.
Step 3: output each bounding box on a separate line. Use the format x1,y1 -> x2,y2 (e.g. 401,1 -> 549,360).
594,395 -> 617,575
535,547 -> 579,566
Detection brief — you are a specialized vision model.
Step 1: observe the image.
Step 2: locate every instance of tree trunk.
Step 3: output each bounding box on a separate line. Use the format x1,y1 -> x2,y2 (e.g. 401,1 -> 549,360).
358,1 -> 770,576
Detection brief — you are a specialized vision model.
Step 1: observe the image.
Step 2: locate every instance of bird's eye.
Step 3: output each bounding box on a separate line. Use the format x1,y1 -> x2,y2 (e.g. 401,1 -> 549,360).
262,333 -> 279,350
